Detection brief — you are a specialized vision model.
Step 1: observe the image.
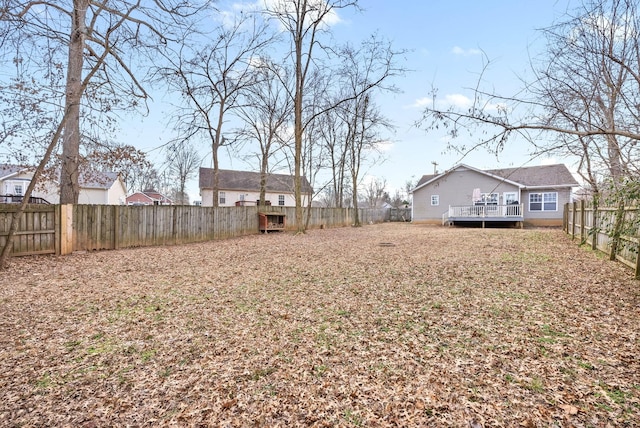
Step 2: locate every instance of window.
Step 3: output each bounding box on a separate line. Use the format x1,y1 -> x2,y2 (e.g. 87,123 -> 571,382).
278,195 -> 285,206
239,194 -> 245,201
431,195 -> 439,206
219,191 -> 226,205
14,184 -> 23,195
503,192 -> 518,204
479,193 -> 498,205
529,192 -> 557,211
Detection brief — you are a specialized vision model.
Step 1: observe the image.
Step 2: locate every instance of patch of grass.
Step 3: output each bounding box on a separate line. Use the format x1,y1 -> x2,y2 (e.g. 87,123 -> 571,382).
140,349 -> 157,362
87,339 -> 115,356
577,359 -> 594,370
336,309 -> 351,317
250,367 -> 276,381
261,383 -> 277,396
313,365 -> 328,377
525,376 -> 545,393
159,367 -> 172,378
600,383 -> 629,405
35,373 -> 52,389
64,339 -> 82,351
537,324 -> 569,344
540,324 -> 567,337
343,408 -> 363,426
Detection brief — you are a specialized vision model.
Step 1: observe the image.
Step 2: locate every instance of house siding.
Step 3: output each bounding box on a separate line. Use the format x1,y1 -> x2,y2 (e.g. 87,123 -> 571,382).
413,167 -> 520,222
79,188 -> 108,204
521,188 -> 572,226
201,189 -> 307,207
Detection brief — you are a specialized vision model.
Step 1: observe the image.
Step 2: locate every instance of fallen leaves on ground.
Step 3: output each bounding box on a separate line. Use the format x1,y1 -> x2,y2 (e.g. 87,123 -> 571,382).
1,224 -> 638,427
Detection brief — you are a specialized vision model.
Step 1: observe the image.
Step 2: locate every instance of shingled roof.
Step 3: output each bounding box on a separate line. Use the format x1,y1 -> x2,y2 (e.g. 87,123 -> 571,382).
1,164 -> 121,189
486,164 -> 579,187
78,171 -> 121,189
0,164 -> 24,179
199,168 -> 313,194
415,163 -> 578,190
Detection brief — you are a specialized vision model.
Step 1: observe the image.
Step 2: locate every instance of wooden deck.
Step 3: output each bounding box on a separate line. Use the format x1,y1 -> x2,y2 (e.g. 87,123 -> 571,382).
443,204 -> 524,227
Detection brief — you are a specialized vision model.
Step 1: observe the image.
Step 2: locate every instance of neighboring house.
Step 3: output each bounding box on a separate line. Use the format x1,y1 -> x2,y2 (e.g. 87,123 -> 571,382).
0,164 -> 126,205
412,163 -> 579,227
199,168 -> 313,207
126,190 -> 174,206
77,171 -> 127,205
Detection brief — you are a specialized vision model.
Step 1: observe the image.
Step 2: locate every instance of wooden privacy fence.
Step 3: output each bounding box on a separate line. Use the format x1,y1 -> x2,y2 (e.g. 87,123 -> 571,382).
0,204 -> 389,256
0,204 -> 59,256
564,201 -> 640,279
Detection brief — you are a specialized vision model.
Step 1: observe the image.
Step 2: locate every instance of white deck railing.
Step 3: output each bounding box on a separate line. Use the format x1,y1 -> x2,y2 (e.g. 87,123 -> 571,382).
444,204 -> 524,224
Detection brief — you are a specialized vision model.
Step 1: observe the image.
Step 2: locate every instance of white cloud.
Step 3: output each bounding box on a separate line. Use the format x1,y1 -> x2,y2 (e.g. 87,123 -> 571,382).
444,93 -> 473,109
374,139 -> 394,153
409,97 -> 432,109
408,93 -> 474,110
235,0 -> 344,28
451,46 -> 482,56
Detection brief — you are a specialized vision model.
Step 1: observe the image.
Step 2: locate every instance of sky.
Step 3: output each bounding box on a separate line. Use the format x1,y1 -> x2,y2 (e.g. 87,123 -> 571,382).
121,0 -> 579,202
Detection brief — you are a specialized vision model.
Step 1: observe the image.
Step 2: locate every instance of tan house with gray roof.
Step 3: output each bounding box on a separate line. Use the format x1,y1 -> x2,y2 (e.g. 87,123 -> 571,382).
412,164 -> 579,227
199,168 -> 313,207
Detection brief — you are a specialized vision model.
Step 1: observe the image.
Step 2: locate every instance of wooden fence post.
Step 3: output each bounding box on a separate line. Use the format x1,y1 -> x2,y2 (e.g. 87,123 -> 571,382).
59,204 -> 74,255
580,199 -> 586,244
591,203 -> 598,251
114,205 -> 120,250
572,201 -> 577,240
635,229 -> 640,280
609,202 -> 625,261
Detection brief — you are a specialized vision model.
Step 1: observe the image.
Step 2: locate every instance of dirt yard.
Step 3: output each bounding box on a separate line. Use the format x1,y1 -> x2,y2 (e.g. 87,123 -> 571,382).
1,223 -> 638,427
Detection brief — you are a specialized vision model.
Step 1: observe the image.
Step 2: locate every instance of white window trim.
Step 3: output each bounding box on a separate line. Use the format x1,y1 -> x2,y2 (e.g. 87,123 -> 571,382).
278,194 -> 285,206
219,191 -> 226,205
431,195 -> 439,206
503,192 -> 518,204
529,192 -> 558,212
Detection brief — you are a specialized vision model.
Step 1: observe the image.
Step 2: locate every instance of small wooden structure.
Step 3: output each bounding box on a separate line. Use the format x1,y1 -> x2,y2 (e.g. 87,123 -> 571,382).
258,211 -> 285,233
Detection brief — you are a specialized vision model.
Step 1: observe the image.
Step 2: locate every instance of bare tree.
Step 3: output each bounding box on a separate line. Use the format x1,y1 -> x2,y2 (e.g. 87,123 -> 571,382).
1,1 -> 207,204
236,63 -> 293,206
364,177 -> 387,209
336,37 -> 399,226
317,98 -> 349,208
420,0 -> 640,193
82,143 -> 152,192
157,14 -> 275,207
263,0 -> 359,233
164,142 -> 201,205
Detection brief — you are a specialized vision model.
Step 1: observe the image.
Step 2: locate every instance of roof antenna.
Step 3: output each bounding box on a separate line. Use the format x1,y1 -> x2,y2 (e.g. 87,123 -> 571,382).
431,161 -> 438,174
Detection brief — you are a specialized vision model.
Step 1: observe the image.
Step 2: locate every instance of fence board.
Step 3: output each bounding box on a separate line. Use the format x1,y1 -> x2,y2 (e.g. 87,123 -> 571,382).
0,204 -> 57,256
565,202 -> 639,279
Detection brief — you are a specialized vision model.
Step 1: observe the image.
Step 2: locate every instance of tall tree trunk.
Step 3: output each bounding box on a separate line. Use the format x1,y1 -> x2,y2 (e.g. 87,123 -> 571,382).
294,28 -> 304,233
60,0 -> 88,204
259,154 -> 268,206
351,171 -> 360,226
211,103 -> 225,208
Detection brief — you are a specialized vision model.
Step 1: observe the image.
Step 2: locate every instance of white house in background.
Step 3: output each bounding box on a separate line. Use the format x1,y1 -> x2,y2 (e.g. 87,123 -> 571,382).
412,163 -> 578,227
0,164 -> 126,205
199,168 -> 313,207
